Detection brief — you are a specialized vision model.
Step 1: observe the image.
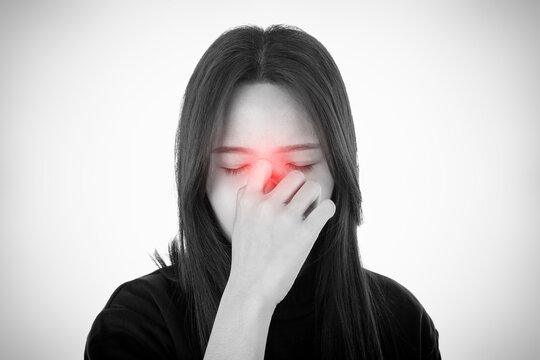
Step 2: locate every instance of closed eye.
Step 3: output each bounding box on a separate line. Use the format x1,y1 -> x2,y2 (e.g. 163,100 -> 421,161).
222,164 -> 314,176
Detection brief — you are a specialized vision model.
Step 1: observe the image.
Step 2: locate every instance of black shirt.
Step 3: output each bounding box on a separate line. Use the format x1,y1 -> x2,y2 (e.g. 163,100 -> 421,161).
84,265 -> 441,359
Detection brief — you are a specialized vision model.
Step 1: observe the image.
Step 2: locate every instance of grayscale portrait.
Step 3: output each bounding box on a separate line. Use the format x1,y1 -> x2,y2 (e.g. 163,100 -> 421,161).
1,1 -> 539,360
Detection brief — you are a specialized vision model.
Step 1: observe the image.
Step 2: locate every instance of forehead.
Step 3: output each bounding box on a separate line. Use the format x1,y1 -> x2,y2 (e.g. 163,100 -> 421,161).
213,83 -> 318,148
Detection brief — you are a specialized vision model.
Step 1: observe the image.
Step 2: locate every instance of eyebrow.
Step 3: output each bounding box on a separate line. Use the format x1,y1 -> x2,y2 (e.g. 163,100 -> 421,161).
212,143 -> 320,154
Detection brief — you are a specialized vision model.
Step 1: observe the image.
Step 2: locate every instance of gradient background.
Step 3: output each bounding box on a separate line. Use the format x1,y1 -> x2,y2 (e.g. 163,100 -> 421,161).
1,0 -> 539,359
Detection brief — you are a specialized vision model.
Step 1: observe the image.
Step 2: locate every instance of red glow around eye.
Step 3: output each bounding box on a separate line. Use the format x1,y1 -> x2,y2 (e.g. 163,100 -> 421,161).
222,143 -> 313,191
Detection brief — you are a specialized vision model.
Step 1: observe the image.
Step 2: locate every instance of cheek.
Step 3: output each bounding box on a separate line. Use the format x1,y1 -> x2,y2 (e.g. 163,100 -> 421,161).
207,166 -> 238,200
306,165 -> 334,201
207,173 -> 244,201
206,174 -> 244,239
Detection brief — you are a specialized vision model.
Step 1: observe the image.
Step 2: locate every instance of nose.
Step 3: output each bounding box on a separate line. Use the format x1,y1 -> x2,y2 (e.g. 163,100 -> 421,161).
263,177 -> 280,194
261,161 -> 287,194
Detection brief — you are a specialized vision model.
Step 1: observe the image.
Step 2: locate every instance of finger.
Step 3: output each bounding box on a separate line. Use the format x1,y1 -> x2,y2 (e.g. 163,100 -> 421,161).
245,159 -> 273,195
287,180 -> 322,216
303,199 -> 336,234
263,177 -> 278,195
269,170 -> 306,204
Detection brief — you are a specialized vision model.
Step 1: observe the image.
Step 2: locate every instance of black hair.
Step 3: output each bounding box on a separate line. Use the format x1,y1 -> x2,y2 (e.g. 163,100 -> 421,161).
153,24 -> 396,360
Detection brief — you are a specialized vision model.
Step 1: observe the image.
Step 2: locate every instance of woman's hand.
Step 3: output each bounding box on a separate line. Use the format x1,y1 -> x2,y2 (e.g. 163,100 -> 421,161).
227,159 -> 336,308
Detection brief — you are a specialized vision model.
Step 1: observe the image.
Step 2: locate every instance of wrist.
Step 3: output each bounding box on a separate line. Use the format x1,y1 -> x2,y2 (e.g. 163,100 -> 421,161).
223,279 -> 277,315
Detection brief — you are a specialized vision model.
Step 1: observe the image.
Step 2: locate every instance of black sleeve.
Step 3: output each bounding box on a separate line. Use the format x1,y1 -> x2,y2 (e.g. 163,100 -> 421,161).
84,280 -> 177,360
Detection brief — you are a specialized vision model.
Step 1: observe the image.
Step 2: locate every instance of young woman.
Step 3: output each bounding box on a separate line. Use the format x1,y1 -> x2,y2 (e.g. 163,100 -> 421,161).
85,24 -> 441,360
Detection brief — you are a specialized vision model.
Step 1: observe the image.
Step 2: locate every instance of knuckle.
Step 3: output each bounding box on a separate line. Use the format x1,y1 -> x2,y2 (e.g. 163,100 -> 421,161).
279,210 -> 296,226
282,206 -> 302,222
237,186 -> 246,198
283,205 -> 300,219
259,200 -> 274,214
254,200 -> 279,221
238,193 -> 252,208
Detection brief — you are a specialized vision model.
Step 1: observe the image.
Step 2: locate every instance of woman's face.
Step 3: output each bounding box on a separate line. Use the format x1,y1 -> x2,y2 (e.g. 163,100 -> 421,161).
206,82 -> 334,242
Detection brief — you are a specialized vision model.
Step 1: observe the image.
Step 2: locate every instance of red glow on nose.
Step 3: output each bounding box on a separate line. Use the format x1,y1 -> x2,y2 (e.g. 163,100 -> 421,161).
246,149 -> 288,194
263,178 -> 278,194
262,160 -> 287,194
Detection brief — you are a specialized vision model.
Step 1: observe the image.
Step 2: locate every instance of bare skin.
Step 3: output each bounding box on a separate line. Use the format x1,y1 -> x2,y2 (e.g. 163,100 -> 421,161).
204,160 -> 336,360
203,83 -> 336,359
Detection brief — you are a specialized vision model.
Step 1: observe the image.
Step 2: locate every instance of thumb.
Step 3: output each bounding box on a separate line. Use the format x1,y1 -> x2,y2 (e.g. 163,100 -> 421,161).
245,159 -> 272,194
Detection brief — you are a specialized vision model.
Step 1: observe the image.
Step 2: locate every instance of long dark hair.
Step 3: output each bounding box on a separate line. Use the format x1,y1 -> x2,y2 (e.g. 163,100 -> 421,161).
153,24 -> 393,359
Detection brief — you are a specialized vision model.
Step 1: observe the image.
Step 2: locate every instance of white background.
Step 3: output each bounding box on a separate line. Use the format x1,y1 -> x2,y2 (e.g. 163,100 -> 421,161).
1,0 -> 539,359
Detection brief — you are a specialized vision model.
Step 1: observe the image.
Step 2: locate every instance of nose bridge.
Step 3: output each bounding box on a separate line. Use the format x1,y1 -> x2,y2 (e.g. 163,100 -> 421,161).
257,158 -> 286,182
270,159 -> 286,179
256,156 -> 288,194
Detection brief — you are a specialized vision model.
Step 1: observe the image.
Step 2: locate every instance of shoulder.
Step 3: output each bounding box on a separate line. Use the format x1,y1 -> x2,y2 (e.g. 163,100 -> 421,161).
85,266 -> 193,360
365,269 -> 425,316
364,269 -> 442,359
103,266 -> 181,311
